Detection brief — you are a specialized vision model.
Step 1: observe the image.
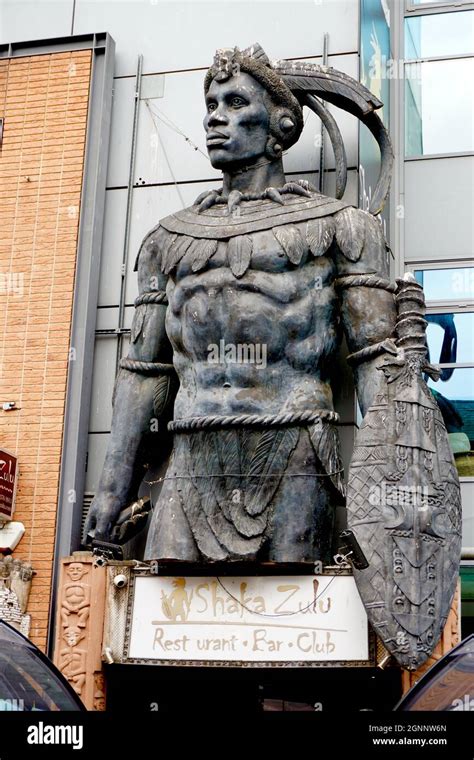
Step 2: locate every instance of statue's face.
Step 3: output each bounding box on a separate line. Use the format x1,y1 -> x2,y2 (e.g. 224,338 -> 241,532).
67,563 -> 85,581
65,628 -> 81,646
204,72 -> 270,169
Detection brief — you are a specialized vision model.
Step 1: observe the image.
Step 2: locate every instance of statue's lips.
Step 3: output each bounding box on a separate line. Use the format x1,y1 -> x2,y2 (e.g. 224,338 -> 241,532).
206,132 -> 229,147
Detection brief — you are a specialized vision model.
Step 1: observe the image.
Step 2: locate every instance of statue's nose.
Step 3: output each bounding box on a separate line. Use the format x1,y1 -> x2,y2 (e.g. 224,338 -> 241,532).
208,108 -> 228,126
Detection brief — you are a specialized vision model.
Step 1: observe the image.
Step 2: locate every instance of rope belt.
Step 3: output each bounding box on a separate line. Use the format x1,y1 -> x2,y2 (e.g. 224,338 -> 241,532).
168,409 -> 339,432
134,290 -> 168,307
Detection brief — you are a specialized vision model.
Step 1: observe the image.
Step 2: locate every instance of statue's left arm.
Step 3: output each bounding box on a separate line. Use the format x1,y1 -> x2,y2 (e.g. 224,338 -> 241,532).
333,207 -> 397,417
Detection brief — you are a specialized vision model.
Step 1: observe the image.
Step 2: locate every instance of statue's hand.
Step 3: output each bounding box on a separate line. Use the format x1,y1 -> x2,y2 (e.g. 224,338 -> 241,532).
82,492 -> 124,545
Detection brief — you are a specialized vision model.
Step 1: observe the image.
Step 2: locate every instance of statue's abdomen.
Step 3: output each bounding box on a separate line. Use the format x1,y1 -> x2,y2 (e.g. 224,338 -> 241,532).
165,241 -> 340,416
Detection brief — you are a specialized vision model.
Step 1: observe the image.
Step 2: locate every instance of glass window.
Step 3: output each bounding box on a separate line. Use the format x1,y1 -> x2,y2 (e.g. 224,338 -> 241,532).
414,268 -> 474,301
405,12 -> 474,59
428,368 -> 474,476
410,0 -> 472,5
426,313 -> 474,365
461,566 -> 474,638
414,268 -> 474,477
405,58 -> 474,156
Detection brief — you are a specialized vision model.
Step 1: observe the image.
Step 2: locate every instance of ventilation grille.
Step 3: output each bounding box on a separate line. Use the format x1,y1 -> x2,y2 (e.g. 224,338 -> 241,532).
81,492 -> 95,537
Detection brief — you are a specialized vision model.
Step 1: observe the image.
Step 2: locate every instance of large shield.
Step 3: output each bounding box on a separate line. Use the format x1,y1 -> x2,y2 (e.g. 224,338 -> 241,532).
347,277 -> 462,670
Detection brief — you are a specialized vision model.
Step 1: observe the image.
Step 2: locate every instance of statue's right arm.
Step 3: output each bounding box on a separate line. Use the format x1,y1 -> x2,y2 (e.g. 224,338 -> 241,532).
83,226 -> 174,542
333,207 -> 397,417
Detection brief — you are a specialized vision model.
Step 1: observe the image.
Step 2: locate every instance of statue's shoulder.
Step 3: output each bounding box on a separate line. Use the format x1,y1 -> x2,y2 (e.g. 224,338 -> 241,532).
134,195 -> 387,276
332,205 -> 388,273
133,223 -> 175,273
153,191 -> 384,275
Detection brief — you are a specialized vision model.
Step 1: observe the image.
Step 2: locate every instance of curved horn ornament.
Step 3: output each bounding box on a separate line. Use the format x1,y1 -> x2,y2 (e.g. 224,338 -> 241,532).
273,59 -> 393,214
304,94 -> 347,201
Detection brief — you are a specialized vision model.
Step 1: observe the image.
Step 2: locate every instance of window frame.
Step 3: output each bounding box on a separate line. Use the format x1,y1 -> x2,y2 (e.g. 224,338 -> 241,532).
403,7 -> 474,158
408,263 -> 474,482
406,1 -> 474,15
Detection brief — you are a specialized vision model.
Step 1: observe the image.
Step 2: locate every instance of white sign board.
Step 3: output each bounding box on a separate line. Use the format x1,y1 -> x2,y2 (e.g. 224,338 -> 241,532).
127,575 -> 369,664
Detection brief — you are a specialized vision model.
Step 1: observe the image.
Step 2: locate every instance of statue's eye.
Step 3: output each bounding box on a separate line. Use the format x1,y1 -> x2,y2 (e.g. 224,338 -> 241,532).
207,102 -> 217,113
231,97 -> 246,108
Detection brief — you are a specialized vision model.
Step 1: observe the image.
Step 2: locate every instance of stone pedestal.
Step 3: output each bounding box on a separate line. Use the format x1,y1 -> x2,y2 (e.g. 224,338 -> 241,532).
53,551 -> 107,710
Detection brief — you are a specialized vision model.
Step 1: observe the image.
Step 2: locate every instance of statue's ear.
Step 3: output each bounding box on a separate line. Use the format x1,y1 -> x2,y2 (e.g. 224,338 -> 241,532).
264,134 -> 283,160
267,105 -> 300,152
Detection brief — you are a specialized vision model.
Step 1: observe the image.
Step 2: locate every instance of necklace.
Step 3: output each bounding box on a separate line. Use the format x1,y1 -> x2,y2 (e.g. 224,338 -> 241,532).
195,178 -> 318,214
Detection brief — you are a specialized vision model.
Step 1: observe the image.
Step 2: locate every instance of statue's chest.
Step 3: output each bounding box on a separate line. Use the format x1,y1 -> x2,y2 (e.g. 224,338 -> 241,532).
160,218 -> 337,280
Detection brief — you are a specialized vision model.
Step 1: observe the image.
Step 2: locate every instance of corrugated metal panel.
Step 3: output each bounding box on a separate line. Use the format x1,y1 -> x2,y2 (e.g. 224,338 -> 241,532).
81,492 -> 95,538
338,425 -> 356,486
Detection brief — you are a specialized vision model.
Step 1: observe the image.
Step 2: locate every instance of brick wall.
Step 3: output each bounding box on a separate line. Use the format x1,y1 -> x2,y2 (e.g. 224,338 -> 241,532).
0,50 -> 92,650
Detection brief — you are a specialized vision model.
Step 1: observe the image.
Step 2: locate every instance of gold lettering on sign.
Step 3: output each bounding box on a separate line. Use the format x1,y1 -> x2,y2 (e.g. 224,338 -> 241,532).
160,578 -> 192,621
140,576 -> 366,664
159,578 -> 267,619
296,631 -> 335,654
252,629 -> 284,652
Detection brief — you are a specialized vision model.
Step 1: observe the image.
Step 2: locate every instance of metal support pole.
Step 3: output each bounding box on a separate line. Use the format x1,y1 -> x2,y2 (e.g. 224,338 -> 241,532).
318,33 -> 329,194
115,54 -> 143,374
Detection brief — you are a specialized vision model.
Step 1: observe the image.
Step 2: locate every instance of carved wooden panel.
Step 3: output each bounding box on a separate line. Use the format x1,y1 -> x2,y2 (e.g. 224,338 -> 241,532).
53,552 -> 107,710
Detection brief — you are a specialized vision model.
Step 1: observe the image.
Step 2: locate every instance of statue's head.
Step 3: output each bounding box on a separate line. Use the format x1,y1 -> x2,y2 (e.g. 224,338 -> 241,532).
203,45 -> 303,170
67,562 -> 86,581
64,626 -> 83,647
199,43 -> 392,214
